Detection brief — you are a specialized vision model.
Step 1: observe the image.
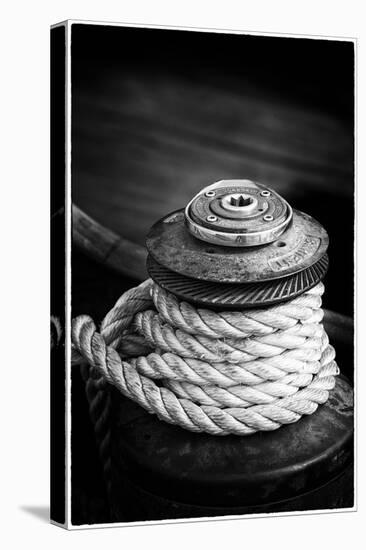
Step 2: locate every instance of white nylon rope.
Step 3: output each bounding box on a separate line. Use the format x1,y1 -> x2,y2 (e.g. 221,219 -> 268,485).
71,279 -> 339,436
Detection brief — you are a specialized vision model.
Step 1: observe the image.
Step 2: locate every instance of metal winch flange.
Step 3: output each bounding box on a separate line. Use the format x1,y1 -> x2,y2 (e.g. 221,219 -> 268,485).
146,180 -> 329,309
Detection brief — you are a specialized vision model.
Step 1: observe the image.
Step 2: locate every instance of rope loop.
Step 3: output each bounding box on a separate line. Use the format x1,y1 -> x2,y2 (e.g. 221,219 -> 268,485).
71,279 -> 339,436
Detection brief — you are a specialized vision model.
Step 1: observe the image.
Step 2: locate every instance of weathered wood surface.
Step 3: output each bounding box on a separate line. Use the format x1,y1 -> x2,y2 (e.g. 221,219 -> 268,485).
72,74 -> 353,248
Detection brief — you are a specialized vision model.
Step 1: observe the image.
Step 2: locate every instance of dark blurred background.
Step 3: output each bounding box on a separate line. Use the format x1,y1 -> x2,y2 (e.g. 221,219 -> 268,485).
70,24 -> 354,524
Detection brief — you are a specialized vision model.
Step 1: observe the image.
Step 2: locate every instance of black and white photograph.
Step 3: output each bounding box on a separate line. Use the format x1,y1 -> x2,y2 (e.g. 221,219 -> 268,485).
50,19 -> 355,529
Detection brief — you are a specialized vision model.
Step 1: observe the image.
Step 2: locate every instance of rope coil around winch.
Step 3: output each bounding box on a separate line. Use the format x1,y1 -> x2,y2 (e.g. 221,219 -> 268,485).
71,278 -> 339,436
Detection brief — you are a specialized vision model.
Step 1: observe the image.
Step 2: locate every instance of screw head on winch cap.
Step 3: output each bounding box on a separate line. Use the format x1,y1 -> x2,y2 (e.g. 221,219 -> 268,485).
146,179 -> 329,309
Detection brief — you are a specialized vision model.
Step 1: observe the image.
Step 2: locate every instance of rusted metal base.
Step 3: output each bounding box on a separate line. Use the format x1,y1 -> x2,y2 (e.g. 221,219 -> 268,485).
107,375 -> 353,522
146,203 -> 329,308
146,209 -> 329,284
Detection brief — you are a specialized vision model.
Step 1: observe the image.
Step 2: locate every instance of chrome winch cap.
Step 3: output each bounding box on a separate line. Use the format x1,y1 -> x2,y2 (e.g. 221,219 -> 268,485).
185,179 -> 293,247
146,180 -> 329,309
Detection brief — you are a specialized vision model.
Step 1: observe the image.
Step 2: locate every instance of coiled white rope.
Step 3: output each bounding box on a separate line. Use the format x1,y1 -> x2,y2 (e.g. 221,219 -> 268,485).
72,279 -> 339,436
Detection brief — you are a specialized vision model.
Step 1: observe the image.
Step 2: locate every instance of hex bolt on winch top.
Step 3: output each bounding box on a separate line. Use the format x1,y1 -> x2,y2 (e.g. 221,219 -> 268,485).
146,179 -> 329,309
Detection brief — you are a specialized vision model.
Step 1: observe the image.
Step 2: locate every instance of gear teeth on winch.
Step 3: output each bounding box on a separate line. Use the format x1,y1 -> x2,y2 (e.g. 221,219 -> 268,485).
146,254 -> 329,310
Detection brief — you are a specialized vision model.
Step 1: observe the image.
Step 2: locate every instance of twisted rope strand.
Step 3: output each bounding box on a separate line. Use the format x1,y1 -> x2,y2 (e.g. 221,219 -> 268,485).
133,310 -> 324,363
72,279 -> 339,436
151,283 -> 324,338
